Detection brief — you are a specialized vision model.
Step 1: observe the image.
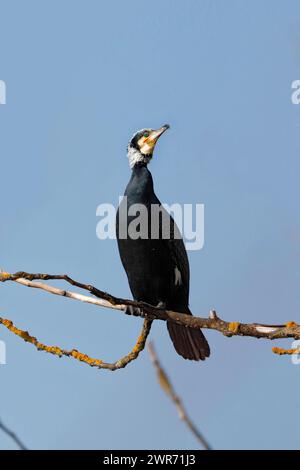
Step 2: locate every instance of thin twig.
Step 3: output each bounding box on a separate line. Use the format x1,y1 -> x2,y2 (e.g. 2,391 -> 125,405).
148,342 -> 211,450
0,316 -> 152,371
0,418 -> 27,450
272,346 -> 300,356
1,271 -> 299,342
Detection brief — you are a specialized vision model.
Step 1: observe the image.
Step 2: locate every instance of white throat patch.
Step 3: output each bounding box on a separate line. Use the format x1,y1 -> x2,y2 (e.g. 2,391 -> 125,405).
127,146 -> 152,169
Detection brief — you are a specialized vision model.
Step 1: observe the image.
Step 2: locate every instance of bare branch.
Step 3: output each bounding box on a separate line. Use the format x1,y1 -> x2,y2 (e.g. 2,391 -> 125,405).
1,271 -> 299,343
0,418 -> 27,450
272,346 -> 300,356
148,342 -> 211,450
0,315 -> 152,371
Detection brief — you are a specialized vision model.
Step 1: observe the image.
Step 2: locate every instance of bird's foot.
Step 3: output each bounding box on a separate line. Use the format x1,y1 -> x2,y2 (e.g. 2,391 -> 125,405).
124,304 -> 144,317
124,301 -> 166,318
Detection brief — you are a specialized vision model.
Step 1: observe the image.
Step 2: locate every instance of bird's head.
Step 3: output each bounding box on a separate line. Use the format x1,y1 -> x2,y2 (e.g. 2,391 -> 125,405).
127,124 -> 170,168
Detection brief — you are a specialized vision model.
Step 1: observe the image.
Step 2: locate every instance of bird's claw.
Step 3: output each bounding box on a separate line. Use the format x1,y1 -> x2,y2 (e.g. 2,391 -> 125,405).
125,304 -> 144,317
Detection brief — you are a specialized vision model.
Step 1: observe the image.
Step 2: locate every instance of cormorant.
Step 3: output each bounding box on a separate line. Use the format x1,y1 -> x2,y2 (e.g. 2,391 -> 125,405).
116,125 -> 210,361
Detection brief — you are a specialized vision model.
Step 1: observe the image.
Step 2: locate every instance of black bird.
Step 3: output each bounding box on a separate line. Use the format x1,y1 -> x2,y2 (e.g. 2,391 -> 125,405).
116,125 -> 210,361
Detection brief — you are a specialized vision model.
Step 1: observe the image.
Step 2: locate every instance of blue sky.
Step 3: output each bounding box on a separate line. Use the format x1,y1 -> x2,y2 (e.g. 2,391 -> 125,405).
1,0 -> 300,450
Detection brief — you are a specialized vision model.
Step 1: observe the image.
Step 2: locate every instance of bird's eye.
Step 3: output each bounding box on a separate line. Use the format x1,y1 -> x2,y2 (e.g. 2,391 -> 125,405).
143,131 -> 150,138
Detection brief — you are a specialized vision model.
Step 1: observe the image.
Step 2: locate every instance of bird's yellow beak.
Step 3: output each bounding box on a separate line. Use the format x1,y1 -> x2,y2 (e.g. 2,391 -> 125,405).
147,124 -> 170,145
139,124 -> 170,155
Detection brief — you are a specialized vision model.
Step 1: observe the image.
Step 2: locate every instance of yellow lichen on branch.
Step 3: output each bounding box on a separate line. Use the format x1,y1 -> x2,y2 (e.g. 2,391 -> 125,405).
2,270 -> 300,365
228,322 -> 240,334
0,316 -> 152,371
0,317 -> 104,364
285,321 -> 298,329
272,346 -> 300,356
0,271 -> 11,281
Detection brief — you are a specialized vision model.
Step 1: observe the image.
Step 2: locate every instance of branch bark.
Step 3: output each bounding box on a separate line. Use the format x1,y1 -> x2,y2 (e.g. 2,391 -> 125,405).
1,271 -> 299,342
148,342 -> 211,450
0,418 -> 27,450
0,315 -> 152,371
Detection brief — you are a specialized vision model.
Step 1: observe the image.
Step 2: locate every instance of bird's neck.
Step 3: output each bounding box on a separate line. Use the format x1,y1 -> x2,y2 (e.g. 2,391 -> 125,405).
125,164 -> 154,200
131,163 -> 151,180
132,161 -> 148,170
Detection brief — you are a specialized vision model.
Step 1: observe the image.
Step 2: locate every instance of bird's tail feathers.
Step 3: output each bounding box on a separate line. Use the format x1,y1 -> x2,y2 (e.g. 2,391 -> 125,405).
167,318 -> 210,361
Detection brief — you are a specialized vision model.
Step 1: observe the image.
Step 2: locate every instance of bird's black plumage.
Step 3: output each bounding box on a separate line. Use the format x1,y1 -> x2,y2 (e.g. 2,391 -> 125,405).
116,127 -> 210,361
